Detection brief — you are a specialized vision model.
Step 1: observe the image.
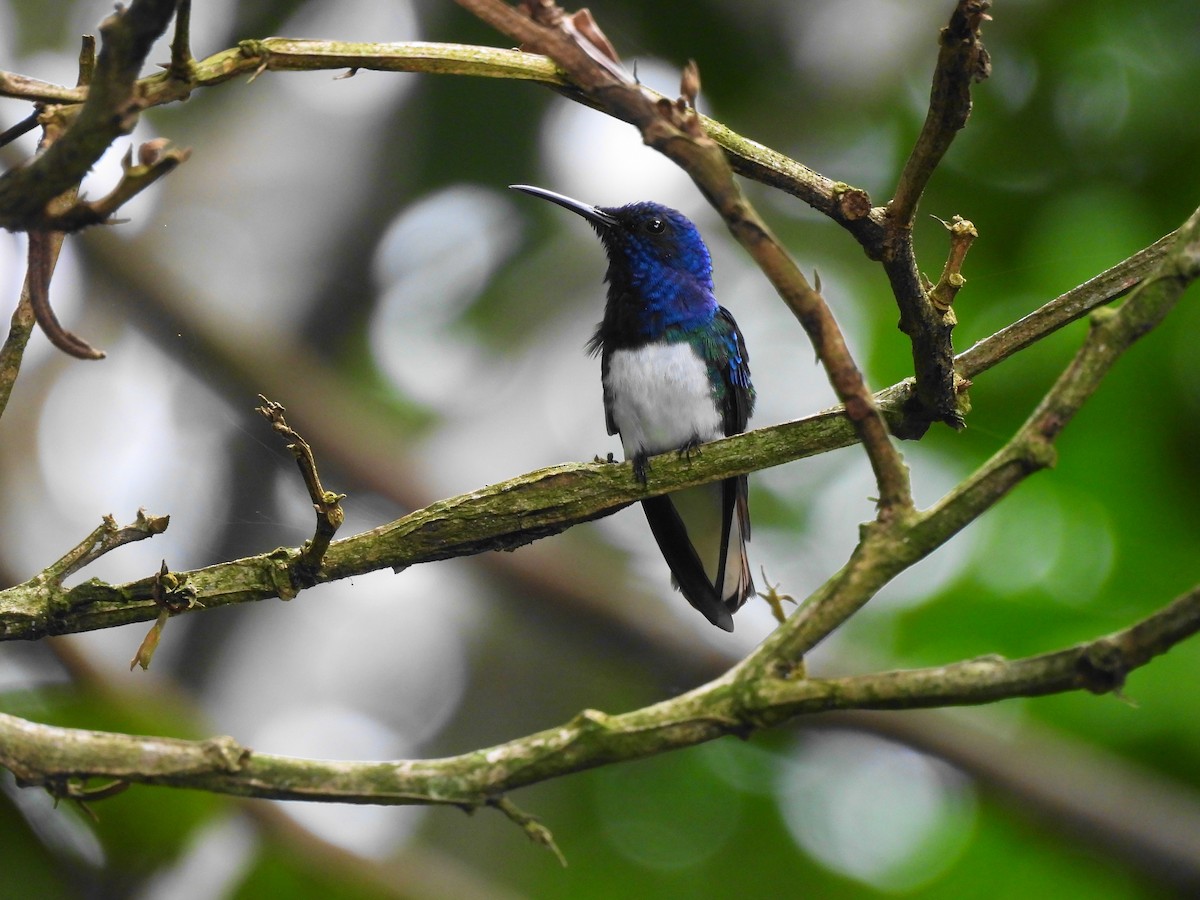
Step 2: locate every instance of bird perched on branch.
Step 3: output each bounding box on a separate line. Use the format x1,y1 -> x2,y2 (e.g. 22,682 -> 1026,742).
512,184 -> 755,631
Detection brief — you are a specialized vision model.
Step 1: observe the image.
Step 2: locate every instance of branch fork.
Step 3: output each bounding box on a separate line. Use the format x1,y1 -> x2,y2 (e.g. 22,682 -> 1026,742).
0,510 -> 168,641
44,510 -> 170,588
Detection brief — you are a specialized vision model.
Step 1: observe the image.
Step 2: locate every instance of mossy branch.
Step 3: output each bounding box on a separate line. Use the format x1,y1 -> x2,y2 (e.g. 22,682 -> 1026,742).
0,399 -> 883,641
0,207 -> 1188,643
4,581 -> 1197,807
0,37 -> 869,240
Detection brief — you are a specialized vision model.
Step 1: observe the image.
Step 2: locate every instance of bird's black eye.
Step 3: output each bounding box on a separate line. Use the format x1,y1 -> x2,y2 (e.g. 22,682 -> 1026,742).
644,217 -> 665,234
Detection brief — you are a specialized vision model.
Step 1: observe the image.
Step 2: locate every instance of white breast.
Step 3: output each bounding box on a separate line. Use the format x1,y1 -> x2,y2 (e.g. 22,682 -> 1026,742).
605,343 -> 723,458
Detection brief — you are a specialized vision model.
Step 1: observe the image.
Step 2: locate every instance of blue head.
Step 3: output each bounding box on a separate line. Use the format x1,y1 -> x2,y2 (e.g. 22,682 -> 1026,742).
512,185 -> 717,341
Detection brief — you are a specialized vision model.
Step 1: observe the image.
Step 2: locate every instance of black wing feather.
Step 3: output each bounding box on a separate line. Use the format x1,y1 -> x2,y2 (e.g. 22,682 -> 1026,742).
715,306 -> 754,437
715,307 -> 754,606
641,495 -> 735,632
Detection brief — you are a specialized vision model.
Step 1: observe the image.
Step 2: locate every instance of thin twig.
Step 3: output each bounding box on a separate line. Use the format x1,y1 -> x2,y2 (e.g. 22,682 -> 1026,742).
890,0 -> 992,225
0,71 -> 84,103
0,110 -> 40,148
39,141 -> 192,231
255,395 -> 345,585
0,255 -> 40,423
956,229 -> 1176,378
927,215 -> 978,322
77,34 -> 97,88
168,0 -> 194,83
40,511 -> 170,586
489,797 -> 567,866
26,230 -> 106,359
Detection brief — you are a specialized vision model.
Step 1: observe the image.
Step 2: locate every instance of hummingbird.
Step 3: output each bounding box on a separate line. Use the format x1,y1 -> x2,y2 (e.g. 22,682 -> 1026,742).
511,184 -> 755,631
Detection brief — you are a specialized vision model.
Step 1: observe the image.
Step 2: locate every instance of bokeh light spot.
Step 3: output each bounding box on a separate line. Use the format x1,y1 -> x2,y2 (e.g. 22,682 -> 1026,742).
777,731 -> 977,891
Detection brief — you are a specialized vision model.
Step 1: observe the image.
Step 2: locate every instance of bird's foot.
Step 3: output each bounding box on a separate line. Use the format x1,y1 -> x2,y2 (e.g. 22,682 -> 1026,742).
677,435 -> 704,462
632,452 -> 650,484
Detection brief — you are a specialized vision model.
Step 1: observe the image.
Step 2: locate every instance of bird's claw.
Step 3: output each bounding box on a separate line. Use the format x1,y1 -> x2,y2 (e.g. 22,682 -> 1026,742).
677,435 -> 704,462
632,453 -> 650,484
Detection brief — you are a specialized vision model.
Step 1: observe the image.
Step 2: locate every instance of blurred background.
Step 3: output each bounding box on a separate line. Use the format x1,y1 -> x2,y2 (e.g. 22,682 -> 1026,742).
2,0 -> 1200,896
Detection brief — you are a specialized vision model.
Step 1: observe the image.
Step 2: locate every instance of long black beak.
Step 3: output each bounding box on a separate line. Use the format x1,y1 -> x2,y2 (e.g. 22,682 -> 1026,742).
510,184 -> 618,228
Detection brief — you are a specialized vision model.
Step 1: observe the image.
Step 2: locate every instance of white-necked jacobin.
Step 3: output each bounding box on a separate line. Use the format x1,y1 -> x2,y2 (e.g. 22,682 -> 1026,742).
511,184 -> 755,632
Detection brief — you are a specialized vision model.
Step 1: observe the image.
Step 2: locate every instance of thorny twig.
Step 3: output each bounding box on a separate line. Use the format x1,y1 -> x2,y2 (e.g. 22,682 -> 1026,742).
256,395 -> 346,585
